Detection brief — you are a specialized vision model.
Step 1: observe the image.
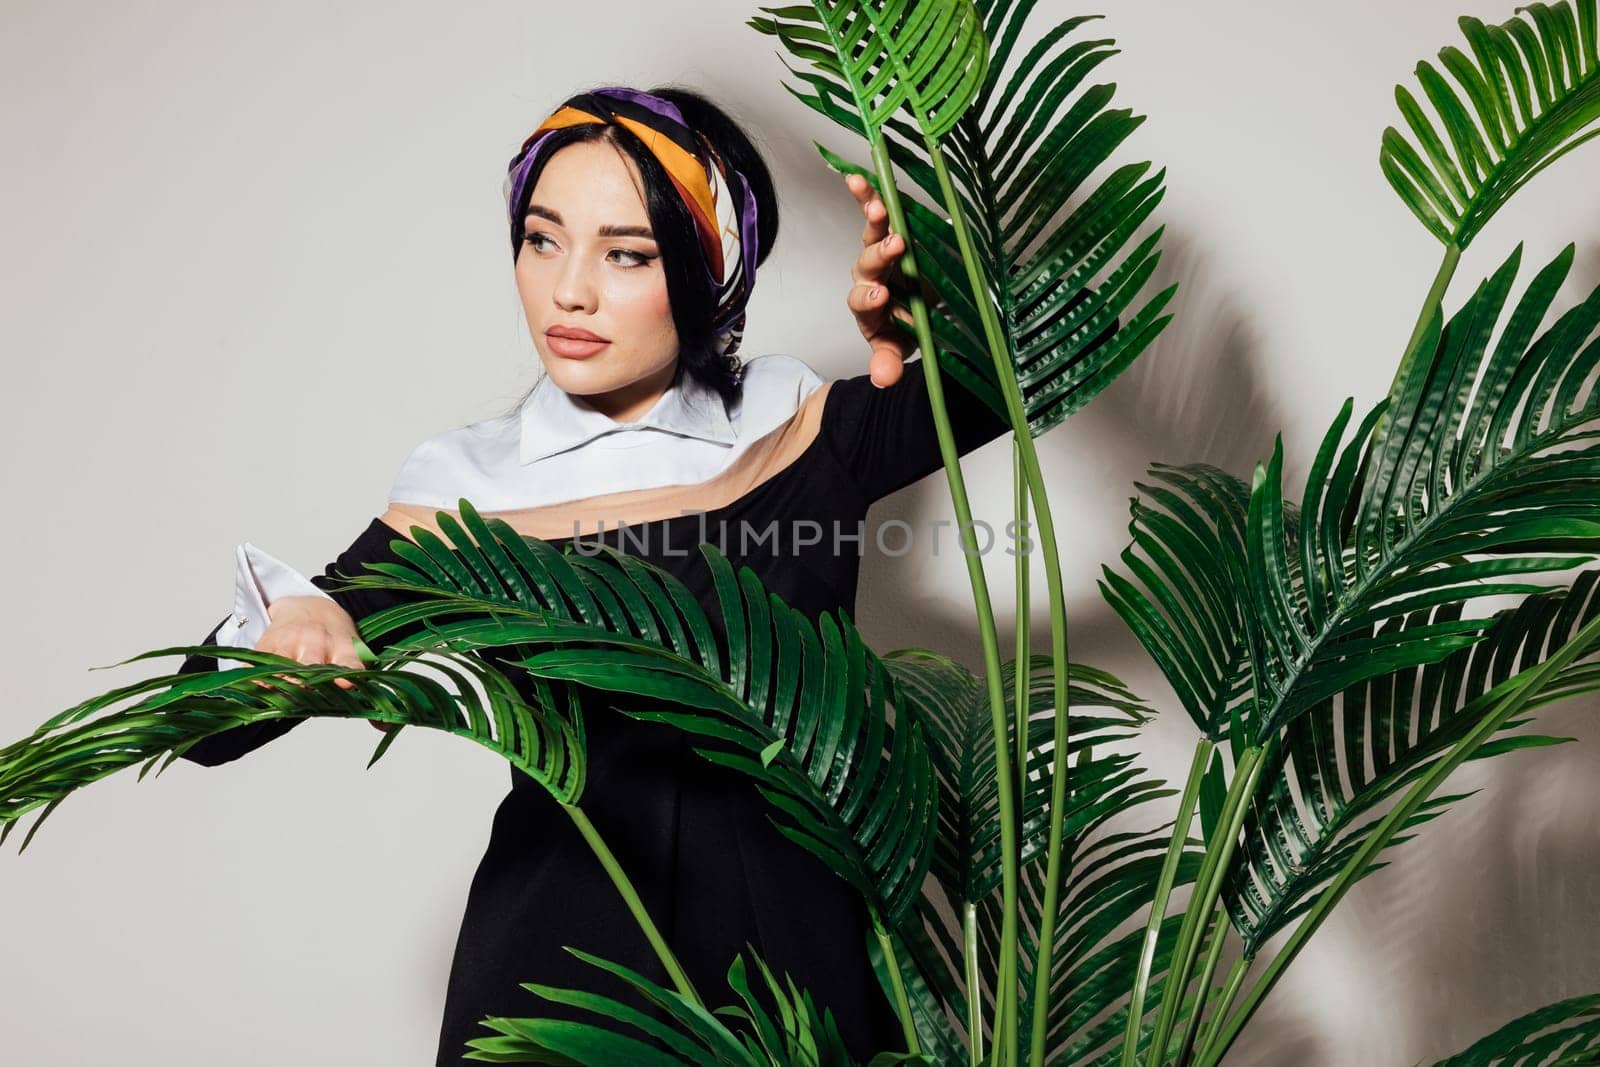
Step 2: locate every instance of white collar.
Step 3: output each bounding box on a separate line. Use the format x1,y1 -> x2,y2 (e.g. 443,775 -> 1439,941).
518,365 -> 738,465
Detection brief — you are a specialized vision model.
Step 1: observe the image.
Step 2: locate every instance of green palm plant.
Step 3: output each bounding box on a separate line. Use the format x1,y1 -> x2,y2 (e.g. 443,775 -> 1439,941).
466,943 -> 932,1065
1378,0 -> 1600,437
1431,992 -> 1600,1066
8,2 -> 1600,1066
878,650 -> 1215,1066
1095,3 -> 1600,1064
749,1 -> 1175,1060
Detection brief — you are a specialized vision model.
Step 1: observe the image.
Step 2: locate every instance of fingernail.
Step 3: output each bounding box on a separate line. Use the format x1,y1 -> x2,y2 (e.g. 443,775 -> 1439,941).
870,286 -> 881,298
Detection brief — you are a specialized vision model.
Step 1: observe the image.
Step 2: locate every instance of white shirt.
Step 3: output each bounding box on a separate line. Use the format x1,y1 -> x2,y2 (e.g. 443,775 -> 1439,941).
213,353 -> 826,667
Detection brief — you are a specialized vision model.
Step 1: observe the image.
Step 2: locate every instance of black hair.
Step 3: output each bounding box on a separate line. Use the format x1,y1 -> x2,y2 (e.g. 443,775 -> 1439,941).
501,83 -> 780,418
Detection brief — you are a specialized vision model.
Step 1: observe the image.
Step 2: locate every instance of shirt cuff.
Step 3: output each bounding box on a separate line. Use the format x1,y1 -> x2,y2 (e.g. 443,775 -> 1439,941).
215,542 -> 334,671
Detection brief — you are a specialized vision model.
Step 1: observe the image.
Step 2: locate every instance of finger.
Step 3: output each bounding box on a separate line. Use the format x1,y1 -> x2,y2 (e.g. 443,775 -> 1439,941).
248,638 -> 280,686
279,642 -> 318,687
861,311 -> 914,371
331,647 -> 363,691
845,172 -> 879,216
851,230 -> 907,286
249,672 -> 295,691
869,347 -> 905,387
867,315 -> 915,356
848,283 -> 919,355
845,173 -> 889,249
846,280 -> 896,319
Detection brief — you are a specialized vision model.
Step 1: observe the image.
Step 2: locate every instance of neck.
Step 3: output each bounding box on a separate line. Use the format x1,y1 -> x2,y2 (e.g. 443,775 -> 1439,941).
578,359 -> 680,423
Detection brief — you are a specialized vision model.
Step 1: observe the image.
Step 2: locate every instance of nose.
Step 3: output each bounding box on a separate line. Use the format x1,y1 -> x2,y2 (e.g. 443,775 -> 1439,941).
550,250 -> 597,314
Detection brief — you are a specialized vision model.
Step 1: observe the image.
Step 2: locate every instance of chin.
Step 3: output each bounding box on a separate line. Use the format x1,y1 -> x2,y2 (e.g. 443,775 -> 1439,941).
541,355 -> 618,396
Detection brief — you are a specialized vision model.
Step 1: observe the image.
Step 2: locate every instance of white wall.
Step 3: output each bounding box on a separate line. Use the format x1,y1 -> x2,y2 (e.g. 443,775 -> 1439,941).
1,1 -> 1595,1063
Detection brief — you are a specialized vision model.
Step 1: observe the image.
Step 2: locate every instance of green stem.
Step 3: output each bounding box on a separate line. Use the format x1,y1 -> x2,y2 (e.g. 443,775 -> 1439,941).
875,919 -> 922,1055
1175,901 -> 1230,1067
562,804 -> 702,1007
1120,739 -> 1214,1067
965,901 -> 985,1066
916,130 -> 1076,1067
1011,437 -> 1031,1064
1371,244 -> 1460,445
1193,955 -> 1250,1059
865,132 -> 1017,1066
1015,436 -> 1031,844
1145,742 -> 1269,1067
1194,609 -> 1600,1067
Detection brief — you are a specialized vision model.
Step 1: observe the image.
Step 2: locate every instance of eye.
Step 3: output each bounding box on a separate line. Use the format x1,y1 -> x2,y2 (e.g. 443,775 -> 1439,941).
609,249 -> 655,268
519,231 -> 656,268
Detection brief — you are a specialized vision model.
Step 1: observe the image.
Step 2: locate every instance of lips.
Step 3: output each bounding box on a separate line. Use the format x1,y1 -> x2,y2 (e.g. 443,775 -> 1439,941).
546,325 -> 608,342
545,329 -> 611,359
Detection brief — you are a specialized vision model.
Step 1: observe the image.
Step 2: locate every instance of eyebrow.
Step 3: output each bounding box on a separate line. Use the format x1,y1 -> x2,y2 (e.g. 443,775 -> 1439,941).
524,203 -> 655,240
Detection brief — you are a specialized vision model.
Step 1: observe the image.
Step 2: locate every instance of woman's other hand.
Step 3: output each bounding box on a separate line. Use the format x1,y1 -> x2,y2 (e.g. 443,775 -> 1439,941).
844,173 -> 916,388
251,596 -> 396,734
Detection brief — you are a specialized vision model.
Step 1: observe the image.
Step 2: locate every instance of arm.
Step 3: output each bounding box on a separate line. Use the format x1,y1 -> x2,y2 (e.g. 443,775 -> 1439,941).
175,517 -> 423,766
820,355 -> 1012,503
209,542 -> 337,672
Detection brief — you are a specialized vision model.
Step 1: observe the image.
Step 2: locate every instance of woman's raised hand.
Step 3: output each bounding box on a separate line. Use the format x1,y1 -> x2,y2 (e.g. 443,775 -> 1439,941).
250,596 -> 397,733
844,173 -> 917,388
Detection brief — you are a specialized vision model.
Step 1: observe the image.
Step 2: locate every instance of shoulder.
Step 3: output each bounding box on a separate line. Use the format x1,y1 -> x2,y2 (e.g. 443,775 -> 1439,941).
738,352 -> 827,405
731,353 -> 830,438
387,408 -> 520,511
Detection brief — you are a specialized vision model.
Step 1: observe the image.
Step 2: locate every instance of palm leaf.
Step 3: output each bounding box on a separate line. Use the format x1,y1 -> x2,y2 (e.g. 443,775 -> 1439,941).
1429,991 -> 1600,1066
329,502 -> 939,928
1097,463 -> 1273,741
749,0 -> 989,141
1097,242 -> 1600,961
0,645 -> 587,853
753,0 -> 1174,436
1015,844 -> 1211,1065
1381,0 -> 1600,247
886,886 -> 1221,1067
464,943 -> 934,1065
464,940 -> 934,1067
1262,241 -> 1600,737
7,499 -> 938,941
1108,242 -> 1600,756
885,650 -> 1152,905
876,650 -> 1212,1062
868,922 -> 971,1063
1223,570 -> 1600,954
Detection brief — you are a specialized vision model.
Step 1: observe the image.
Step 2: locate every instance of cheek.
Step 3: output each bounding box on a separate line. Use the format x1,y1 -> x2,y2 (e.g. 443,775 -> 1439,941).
513,255 -> 541,307
647,280 -> 671,318
613,273 -> 675,341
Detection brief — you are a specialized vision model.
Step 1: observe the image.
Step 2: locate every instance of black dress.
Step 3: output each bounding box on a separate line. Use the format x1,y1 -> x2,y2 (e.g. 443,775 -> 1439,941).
176,357 -> 1010,1063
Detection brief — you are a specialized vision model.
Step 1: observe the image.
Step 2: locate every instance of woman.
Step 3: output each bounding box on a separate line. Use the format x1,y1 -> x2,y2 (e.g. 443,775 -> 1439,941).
176,85 -> 1011,1063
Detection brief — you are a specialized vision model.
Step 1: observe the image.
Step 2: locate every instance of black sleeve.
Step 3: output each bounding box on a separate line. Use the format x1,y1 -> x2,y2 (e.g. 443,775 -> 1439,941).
820,355 -> 1012,504
175,518 -> 426,767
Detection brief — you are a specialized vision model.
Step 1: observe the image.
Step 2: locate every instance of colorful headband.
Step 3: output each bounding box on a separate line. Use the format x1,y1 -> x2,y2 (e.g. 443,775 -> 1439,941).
503,86 -> 760,361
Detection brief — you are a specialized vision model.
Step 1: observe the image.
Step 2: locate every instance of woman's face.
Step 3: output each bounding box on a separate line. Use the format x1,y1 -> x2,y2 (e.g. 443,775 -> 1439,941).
516,139 -> 679,420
